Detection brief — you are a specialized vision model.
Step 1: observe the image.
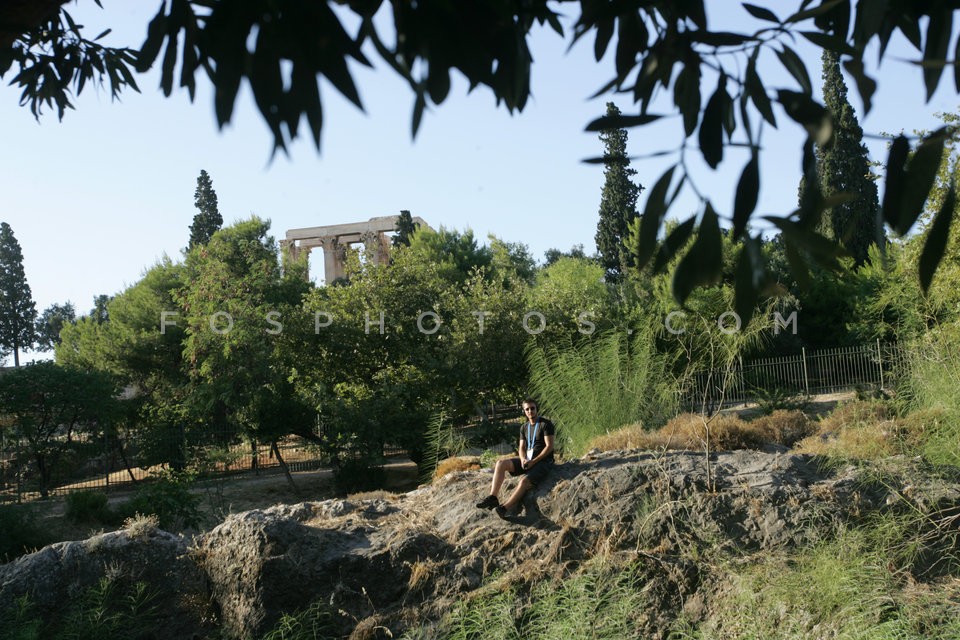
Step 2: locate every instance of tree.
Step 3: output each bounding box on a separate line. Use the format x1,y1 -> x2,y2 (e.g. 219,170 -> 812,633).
188,169 -> 223,248
34,301 -> 76,352
392,210 -> 419,248
544,244 -> 587,267
2,2 -> 959,306
406,227 -> 492,284
0,222 -> 36,366
0,362 -> 121,497
595,102 -> 643,281
179,217 -> 314,481
798,50 -> 881,266
90,294 -> 111,324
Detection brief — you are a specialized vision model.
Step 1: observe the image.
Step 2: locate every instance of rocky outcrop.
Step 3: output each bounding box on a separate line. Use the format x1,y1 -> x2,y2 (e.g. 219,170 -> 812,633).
3,449 -> 958,638
0,526 -> 207,639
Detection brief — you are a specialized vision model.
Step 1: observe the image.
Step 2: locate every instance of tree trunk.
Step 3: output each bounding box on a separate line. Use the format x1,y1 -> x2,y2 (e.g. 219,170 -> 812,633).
115,436 -> 137,484
271,440 -> 300,498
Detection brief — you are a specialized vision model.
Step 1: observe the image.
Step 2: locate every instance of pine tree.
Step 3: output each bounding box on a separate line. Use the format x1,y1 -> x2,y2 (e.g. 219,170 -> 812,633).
595,103 -> 644,281
393,210 -> 419,247
0,222 -> 37,366
799,50 -> 881,265
189,169 -> 223,248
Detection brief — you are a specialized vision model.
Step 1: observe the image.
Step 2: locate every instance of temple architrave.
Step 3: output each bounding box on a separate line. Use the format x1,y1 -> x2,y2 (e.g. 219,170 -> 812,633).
281,214 -> 428,283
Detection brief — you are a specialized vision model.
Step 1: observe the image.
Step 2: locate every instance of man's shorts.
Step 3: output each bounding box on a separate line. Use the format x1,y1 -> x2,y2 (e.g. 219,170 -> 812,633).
507,457 -> 554,486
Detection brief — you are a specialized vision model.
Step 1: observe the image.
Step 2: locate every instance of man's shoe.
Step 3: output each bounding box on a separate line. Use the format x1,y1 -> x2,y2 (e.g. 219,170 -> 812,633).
476,495 -> 499,510
495,505 -> 518,519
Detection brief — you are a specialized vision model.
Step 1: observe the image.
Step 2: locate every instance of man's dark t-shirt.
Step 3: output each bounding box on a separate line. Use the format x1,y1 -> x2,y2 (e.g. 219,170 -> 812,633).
519,417 -> 555,461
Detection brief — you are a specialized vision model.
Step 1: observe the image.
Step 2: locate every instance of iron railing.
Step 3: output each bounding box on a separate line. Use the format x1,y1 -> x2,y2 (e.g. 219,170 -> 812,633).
682,340 -> 905,410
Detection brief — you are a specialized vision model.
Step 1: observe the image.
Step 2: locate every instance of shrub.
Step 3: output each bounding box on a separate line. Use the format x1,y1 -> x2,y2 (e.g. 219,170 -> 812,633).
794,400 -> 905,461
528,330 -> 680,457
752,386 -> 810,415
114,470 -> 201,530
587,412 -> 779,453
333,459 -> 385,495
65,490 -> 115,524
747,410 -> 815,446
0,503 -> 48,562
433,457 -> 480,480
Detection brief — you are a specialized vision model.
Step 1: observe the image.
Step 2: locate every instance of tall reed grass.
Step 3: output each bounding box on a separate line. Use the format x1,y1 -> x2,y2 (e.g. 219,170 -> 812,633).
899,331 -> 960,467
526,329 -> 679,457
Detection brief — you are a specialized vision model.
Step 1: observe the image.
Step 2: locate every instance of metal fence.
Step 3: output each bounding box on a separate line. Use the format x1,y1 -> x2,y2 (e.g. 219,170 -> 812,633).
0,404 -> 524,504
683,340 -> 906,410
0,432 -> 330,504
2,343 -> 907,503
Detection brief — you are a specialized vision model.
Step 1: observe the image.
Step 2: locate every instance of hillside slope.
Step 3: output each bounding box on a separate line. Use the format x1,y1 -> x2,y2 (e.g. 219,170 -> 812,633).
2,449 -> 959,638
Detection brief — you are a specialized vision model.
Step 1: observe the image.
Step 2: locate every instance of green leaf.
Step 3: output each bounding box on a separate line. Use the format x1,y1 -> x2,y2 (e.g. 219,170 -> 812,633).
923,9 -> 952,101
800,31 -> 856,55
776,90 -> 828,139
690,32 -> 755,47
136,5 -> 168,72
594,18 -> 613,62
653,216 -> 696,273
584,113 -> 664,131
427,62 -> 451,104
672,203 -> 723,306
955,23 -> 960,92
784,0 -> 847,25
673,59 -> 701,137
879,135 -> 910,233
699,74 -> 726,169
897,127 -> 948,236
635,165 -> 677,270
412,90 -> 426,138
746,53 -> 776,126
732,154 -> 760,238
776,45 -> 812,93
160,34 -> 179,97
742,3 -> 780,23
841,58 -> 877,115
734,237 -> 763,327
918,185 -> 955,293
784,237 -> 812,290
763,216 -> 848,270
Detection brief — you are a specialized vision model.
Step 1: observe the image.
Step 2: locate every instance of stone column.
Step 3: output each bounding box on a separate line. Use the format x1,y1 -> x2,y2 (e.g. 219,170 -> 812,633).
375,232 -> 391,265
320,236 -> 345,283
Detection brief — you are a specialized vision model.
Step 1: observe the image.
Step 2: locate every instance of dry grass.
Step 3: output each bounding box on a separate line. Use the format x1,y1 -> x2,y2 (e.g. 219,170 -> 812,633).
123,513 -> 160,539
794,399 -> 908,460
748,410 -> 816,446
433,457 -> 481,480
588,409 -> 815,453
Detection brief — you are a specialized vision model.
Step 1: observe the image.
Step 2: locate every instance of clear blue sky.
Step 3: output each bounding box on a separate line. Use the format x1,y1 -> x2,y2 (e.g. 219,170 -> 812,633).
1,2 -> 956,365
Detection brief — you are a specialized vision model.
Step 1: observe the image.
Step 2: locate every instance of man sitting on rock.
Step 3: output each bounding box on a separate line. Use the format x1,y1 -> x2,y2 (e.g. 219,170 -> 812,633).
476,397 -> 555,518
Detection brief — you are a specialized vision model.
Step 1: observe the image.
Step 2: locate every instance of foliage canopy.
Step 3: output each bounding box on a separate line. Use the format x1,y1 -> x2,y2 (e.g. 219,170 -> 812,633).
2,1 -> 959,305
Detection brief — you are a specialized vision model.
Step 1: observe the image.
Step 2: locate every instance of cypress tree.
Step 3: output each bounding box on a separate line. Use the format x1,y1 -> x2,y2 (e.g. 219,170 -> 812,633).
189,169 -> 223,248
800,50 -> 881,265
595,102 -> 643,281
0,222 -> 37,366
393,210 -> 419,248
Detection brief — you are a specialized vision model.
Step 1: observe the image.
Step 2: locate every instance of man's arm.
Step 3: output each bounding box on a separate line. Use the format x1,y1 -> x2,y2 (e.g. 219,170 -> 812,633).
526,434 -> 554,468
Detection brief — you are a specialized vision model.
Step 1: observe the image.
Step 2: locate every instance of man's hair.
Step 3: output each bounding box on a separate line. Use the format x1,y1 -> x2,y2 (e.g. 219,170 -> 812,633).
522,397 -> 538,409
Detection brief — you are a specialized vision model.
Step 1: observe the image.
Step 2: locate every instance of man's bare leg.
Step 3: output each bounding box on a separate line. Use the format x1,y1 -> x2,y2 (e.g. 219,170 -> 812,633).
499,477 -> 532,512
488,458 -> 518,498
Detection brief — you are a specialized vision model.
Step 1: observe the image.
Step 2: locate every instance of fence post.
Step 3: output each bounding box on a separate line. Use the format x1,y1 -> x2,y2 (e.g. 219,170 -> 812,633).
104,431 -> 110,494
802,347 -> 810,396
16,435 -> 22,504
876,338 -> 884,391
